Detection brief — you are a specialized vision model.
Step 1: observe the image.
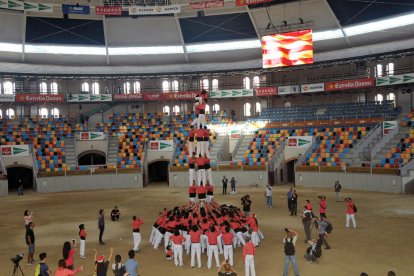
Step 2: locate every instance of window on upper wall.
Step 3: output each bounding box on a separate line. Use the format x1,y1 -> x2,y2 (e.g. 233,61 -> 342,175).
39,107 -> 48,118
375,93 -> 383,104
201,79 -> 209,90
253,76 -> 260,88
3,81 -> 14,94
50,82 -> 58,94
162,80 -> 170,93
81,82 -> 89,93
0,109 -> 2,119
243,77 -> 251,89
123,82 -> 131,94
386,62 -> 394,76
375,64 -> 383,77
133,81 -> 141,93
244,102 -> 251,117
387,92 -> 396,107
163,105 -> 170,115
172,105 -> 180,114
212,79 -> 219,91
51,108 -> 60,118
255,102 -> 261,114
212,103 -> 220,113
171,80 -> 179,92
39,82 -> 47,94
205,104 -> 210,114
92,82 -> 100,95
6,108 -> 15,118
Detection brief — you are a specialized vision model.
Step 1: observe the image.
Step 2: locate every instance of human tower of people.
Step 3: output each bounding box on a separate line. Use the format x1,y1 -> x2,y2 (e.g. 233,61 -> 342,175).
148,90 -> 263,275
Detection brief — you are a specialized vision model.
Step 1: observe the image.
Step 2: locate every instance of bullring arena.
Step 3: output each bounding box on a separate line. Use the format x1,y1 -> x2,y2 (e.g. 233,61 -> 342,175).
0,0 -> 414,275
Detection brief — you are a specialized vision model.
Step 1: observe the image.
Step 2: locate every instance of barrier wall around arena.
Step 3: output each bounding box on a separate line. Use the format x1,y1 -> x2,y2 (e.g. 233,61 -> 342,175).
296,171 -> 403,194
0,180 -> 7,196
36,173 -> 143,193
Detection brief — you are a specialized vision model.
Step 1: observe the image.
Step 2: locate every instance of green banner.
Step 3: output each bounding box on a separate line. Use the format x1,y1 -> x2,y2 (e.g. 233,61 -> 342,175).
376,73 -> 414,87
0,0 -> 53,12
210,89 -> 254,99
67,94 -> 112,102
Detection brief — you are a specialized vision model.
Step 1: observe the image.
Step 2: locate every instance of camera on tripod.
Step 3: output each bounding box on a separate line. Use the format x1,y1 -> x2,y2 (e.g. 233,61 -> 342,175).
10,254 -> 23,264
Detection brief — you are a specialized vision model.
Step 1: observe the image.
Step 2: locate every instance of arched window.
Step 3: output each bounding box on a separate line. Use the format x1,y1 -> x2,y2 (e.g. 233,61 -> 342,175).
3,81 -> 14,94
163,105 -> 170,115
253,76 -> 260,88
255,102 -> 261,114
92,82 -> 100,95
0,109 -> 2,119
6,108 -> 15,118
51,108 -> 60,118
123,82 -> 131,94
387,92 -> 396,107
376,64 -> 383,77
162,80 -> 170,93
375,94 -> 383,104
212,79 -> 219,91
81,82 -> 89,93
386,62 -> 394,76
50,82 -> 58,94
133,81 -> 141,93
205,104 -> 210,114
201,79 -> 209,90
172,105 -> 180,114
39,82 -> 47,94
244,102 -> 251,117
171,80 -> 179,92
243,77 -> 251,89
39,107 -> 48,118
213,103 -> 220,112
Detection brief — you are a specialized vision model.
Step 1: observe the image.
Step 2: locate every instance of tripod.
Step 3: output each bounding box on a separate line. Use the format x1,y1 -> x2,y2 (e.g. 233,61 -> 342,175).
12,262 -> 24,276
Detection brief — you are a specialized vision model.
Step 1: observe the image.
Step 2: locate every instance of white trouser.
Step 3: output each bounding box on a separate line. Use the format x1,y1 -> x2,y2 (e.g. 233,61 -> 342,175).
188,141 -> 194,156
153,230 -> 164,249
251,231 -> 259,247
206,169 -> 213,185
217,234 -> 223,254
149,226 -> 156,244
79,239 -> 85,257
204,141 -> 210,158
164,232 -> 173,249
133,232 -> 141,251
258,229 -> 264,240
223,244 -> 233,266
191,117 -> 199,127
245,254 -> 256,276
198,114 -> 206,128
189,168 -> 196,185
196,140 -> 205,157
234,231 -> 246,247
346,214 -> 357,228
201,234 -> 207,253
185,234 -> 191,254
207,195 -> 213,203
173,244 -> 183,266
197,169 -> 206,185
207,244 -> 220,269
191,243 -> 202,268
189,196 -> 196,203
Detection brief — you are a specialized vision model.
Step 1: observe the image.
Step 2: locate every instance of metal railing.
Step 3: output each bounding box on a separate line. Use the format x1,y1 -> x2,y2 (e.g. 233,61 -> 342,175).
231,131 -> 245,160
352,123 -> 382,161
370,124 -> 399,160
267,141 -> 285,171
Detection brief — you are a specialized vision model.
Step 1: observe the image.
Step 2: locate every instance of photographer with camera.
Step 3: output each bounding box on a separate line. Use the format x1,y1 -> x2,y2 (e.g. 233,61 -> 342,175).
241,195 -> 252,217
302,205 -> 313,243
345,197 -> 357,229
313,216 -> 331,250
282,228 -> 299,276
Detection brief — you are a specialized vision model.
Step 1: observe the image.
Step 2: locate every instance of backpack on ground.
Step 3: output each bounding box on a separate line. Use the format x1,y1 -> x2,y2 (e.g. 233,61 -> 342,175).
353,204 -> 358,213
325,221 -> 333,234
284,238 -> 295,256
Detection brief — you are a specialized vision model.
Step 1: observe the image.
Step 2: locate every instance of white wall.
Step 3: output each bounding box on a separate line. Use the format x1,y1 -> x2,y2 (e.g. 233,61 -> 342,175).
2,156 -> 33,168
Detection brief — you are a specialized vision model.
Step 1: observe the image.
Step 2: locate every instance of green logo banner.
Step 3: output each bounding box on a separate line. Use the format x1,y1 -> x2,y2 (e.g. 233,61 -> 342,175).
0,0 -> 53,12
67,94 -> 113,102
210,89 -> 254,98
376,73 -> 414,87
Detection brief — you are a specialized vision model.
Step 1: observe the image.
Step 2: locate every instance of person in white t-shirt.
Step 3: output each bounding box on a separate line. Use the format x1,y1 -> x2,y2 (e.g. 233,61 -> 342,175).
265,184 -> 272,208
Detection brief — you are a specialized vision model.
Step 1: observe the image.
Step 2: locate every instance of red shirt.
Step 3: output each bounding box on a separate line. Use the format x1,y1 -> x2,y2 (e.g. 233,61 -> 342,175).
189,129 -> 195,138
189,185 -> 197,194
222,232 -> 234,245
306,202 -> 313,211
203,128 -> 210,138
196,157 -> 205,167
346,201 -> 355,214
132,219 -> 144,230
196,129 -> 204,139
166,220 -> 177,231
319,200 -> 327,214
197,185 -> 207,195
65,249 -> 74,267
170,234 -> 185,245
189,157 -> 196,166
206,231 -> 219,245
243,241 -> 256,261
206,184 -> 213,193
204,157 -> 210,165
247,217 -> 258,232
189,230 -> 202,243
156,215 -> 166,226
198,102 -> 206,111
79,229 -> 87,239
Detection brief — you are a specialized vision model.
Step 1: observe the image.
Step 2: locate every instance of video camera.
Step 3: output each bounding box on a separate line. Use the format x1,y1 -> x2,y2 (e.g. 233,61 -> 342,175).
10,254 -> 24,264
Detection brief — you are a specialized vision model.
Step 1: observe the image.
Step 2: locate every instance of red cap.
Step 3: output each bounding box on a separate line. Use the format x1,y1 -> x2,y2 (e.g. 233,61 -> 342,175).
97,255 -> 105,262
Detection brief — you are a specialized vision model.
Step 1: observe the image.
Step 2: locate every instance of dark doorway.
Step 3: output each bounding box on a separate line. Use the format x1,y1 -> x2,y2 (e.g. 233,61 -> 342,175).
287,160 -> 297,183
78,152 -> 106,166
7,166 -> 33,192
148,161 -> 169,183
268,171 -> 275,186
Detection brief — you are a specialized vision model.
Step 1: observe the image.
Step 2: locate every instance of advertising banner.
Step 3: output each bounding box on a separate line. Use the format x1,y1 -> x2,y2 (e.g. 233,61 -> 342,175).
0,94 -> 15,102
189,0 -> 224,9
149,140 -> 174,151
164,91 -> 198,101
16,94 -> 64,103
142,93 -> 165,101
325,78 -> 375,91
286,136 -> 313,148
255,87 -> 277,97
95,6 -> 122,15
278,85 -> 300,95
210,89 -> 254,98
113,94 -> 143,101
0,1 -> 53,12
301,83 -> 324,93
62,4 -> 90,15
0,145 -> 30,157
235,0 -> 273,6
79,132 -> 105,140
383,121 -> 397,135
129,5 -> 180,15
67,94 -> 112,102
230,129 -> 241,139
376,73 -> 414,86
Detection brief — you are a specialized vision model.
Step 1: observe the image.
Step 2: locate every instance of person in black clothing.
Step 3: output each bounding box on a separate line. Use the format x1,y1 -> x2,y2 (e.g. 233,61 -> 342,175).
241,195 -> 252,217
94,247 -> 114,276
290,190 -> 298,216
26,222 -> 35,265
111,206 -> 120,221
98,209 -> 105,245
222,176 -> 228,195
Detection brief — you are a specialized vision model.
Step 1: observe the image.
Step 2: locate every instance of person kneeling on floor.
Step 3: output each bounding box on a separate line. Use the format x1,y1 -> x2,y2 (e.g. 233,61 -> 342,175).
304,239 -> 322,263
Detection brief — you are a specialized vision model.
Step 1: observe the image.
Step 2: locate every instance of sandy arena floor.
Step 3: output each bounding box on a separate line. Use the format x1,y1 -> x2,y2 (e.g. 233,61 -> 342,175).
0,184 -> 413,276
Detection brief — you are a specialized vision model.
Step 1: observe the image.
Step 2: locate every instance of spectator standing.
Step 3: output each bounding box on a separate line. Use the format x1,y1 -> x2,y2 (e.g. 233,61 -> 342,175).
345,198 -> 357,229
319,196 -> 327,218
334,181 -> 342,202
124,250 -> 139,276
79,224 -> 87,258
290,190 -> 298,216
38,252 -> 51,276
26,222 -> 35,265
112,254 -> 126,276
242,236 -> 256,276
287,188 -> 293,212
98,209 -> 105,245
302,206 -> 313,243
265,184 -> 272,208
111,206 -> 120,221
222,176 -> 228,195
63,241 -> 76,270
230,177 -> 237,194
241,195 -> 252,217
282,228 -> 299,276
